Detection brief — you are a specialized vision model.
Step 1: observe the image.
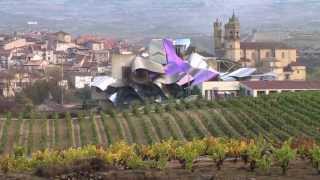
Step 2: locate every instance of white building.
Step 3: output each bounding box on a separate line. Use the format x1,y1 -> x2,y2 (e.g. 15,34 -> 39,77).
74,75 -> 93,89
201,81 -> 240,100
240,81 -> 320,97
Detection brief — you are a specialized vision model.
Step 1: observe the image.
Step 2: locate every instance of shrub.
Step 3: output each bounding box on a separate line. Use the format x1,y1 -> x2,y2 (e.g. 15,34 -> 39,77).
176,140 -> 206,171
256,154 -> 272,175
207,141 -> 226,170
310,146 -> 320,174
274,139 -> 296,175
154,104 -> 163,114
143,105 -> 151,115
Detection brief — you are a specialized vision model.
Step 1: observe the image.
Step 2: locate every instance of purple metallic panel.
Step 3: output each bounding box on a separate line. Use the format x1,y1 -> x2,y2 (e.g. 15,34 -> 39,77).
191,70 -> 219,86
163,39 -> 190,75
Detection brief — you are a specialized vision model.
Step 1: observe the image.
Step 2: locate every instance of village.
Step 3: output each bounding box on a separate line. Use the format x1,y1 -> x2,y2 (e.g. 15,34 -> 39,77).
1,2 -> 320,179
0,13 -> 319,112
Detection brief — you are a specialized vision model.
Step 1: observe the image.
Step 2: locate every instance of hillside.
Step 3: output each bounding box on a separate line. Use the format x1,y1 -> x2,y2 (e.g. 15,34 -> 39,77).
0,91 -> 320,155
1,1 -> 320,37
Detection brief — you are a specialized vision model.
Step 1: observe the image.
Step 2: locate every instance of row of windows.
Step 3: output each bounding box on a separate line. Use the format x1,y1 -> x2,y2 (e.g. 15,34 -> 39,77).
256,90 -> 300,96
242,51 -> 287,59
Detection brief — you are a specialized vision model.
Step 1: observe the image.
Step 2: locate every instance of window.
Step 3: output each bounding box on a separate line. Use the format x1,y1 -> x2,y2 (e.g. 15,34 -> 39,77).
282,52 -> 285,59
205,90 -> 209,100
251,52 -> 256,60
285,74 -> 290,80
122,66 -> 131,82
257,91 -> 266,96
297,70 -> 300,74
269,91 -> 277,94
266,52 -> 270,58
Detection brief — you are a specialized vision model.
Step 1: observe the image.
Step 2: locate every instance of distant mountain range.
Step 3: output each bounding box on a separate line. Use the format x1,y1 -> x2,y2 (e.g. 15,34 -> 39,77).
0,0 -> 320,39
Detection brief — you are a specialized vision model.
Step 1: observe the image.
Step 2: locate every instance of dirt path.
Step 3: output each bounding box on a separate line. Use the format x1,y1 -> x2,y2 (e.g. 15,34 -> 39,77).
95,117 -> 108,146
92,117 -> 103,145
80,117 -> 94,146
22,120 -> 30,148
70,119 -> 76,147
32,120 -> 44,152
4,121 -> 18,154
57,119 -> 68,149
0,121 -> 5,143
111,116 -> 125,141
46,120 -> 51,148
18,120 -> 26,146
48,120 -> 55,149
118,115 -> 133,143
72,119 -> 81,147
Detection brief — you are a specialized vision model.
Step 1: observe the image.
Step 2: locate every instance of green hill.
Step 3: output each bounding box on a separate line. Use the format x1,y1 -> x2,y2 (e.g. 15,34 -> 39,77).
0,91 -> 320,155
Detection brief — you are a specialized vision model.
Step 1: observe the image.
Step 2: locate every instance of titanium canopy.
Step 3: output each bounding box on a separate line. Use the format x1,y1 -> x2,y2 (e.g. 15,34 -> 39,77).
92,38 -> 221,106
91,76 -> 116,91
173,38 -> 191,49
131,56 -> 165,74
220,68 -> 256,81
188,53 -> 209,69
148,39 -> 167,65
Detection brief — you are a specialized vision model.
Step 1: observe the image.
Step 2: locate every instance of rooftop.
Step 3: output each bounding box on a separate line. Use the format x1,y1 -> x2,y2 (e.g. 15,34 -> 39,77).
241,81 -> 320,90
55,31 -> 70,36
240,42 -> 295,50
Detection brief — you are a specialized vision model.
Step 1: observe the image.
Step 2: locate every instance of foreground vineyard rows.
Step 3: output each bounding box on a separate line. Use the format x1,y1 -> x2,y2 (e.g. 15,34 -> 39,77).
1,137 -> 320,178
0,92 -> 320,154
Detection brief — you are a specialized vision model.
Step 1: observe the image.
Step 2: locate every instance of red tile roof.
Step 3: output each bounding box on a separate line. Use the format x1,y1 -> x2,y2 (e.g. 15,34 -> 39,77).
241,42 -> 295,49
241,81 -> 320,90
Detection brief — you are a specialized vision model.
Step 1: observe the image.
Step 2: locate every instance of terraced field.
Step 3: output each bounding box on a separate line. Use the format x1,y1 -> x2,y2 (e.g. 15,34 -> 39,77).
0,91 -> 320,154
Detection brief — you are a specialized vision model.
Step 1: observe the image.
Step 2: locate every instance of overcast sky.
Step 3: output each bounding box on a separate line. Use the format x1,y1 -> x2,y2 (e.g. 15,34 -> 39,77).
0,0 -> 318,37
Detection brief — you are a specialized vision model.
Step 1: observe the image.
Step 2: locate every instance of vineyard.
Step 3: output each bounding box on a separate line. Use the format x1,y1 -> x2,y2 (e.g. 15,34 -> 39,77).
0,91 -> 320,155
0,137 -> 320,179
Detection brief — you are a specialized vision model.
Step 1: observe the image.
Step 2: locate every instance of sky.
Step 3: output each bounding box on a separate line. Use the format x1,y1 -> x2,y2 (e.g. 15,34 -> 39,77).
0,0 -> 319,38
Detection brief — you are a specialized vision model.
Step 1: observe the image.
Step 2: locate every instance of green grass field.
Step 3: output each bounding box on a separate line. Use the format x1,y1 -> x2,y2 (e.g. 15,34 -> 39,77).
0,91 -> 320,155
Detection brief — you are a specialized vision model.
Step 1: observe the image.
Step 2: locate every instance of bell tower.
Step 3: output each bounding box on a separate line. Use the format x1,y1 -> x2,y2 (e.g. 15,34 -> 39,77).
214,19 -> 223,51
224,11 -> 241,61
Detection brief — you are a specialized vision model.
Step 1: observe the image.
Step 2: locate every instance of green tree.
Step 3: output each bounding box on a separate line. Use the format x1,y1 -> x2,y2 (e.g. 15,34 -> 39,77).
24,80 -> 50,105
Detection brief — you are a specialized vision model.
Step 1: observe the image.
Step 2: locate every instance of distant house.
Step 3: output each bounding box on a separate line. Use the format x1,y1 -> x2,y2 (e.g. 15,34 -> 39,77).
23,60 -> 48,71
2,38 -> 29,50
55,31 -> 72,43
84,40 -> 105,51
0,71 -> 41,97
55,41 -> 77,52
69,72 -> 93,89
201,81 -> 240,100
0,50 -> 12,68
240,81 -> 320,97
93,50 -> 111,64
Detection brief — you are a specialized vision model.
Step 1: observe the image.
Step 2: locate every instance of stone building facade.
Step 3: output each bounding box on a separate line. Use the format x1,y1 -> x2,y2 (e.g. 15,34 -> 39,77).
214,13 -> 306,80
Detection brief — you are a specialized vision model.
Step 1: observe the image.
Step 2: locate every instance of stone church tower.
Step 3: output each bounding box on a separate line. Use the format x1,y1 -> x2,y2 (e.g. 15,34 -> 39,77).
224,12 -> 241,61
213,12 -> 241,61
213,19 -> 223,50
